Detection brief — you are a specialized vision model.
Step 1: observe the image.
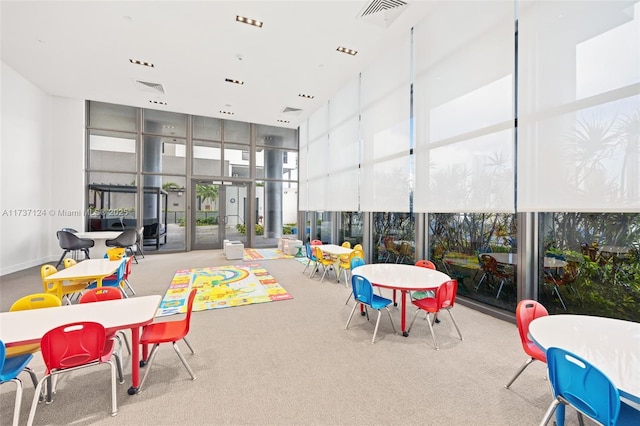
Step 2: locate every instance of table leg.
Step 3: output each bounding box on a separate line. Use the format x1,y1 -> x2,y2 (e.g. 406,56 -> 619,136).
127,326 -> 141,395
401,290 -> 409,337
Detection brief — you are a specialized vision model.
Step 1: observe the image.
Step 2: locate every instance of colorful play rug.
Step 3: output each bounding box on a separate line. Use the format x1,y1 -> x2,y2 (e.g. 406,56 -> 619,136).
156,263 -> 293,317
243,248 -> 293,261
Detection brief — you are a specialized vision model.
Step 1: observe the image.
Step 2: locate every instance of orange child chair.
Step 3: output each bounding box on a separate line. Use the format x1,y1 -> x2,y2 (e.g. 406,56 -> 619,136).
407,279 -> 463,350
137,289 -> 198,393
79,287 -> 131,383
504,300 -> 549,389
26,322 -> 119,424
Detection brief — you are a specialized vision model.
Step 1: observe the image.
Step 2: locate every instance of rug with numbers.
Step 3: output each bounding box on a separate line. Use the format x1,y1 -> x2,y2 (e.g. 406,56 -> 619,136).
156,263 -> 293,317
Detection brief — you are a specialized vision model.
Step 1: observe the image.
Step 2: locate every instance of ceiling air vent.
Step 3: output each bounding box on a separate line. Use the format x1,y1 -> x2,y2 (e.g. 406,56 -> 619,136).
281,106 -> 303,115
358,0 -> 408,28
135,80 -> 166,94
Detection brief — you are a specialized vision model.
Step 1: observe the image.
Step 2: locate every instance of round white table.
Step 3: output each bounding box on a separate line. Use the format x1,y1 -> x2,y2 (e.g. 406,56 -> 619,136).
352,263 -> 451,336
529,314 -> 640,404
75,231 -> 122,258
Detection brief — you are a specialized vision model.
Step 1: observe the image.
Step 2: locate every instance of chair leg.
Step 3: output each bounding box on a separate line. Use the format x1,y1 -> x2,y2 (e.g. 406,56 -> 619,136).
182,337 -> 196,355
539,399 -> 561,426
344,291 -> 353,305
55,250 -> 70,269
447,309 -> 463,341
172,341 -> 196,380
505,357 -> 536,388
123,278 -> 136,296
107,360 -> 118,416
372,311 -> 383,344
137,343 -> 160,393
425,313 -> 439,350
9,378 -> 23,426
345,302 -> 358,330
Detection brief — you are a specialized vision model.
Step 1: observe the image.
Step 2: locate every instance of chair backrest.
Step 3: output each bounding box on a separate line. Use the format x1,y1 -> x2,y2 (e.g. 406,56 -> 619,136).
57,230 -> 94,250
435,279 -> 458,309
10,293 -> 62,311
341,241 -> 351,249
350,257 -> 365,270
515,300 -> 548,358
106,247 -> 126,260
314,246 -> 327,262
63,258 -> 77,268
175,289 -> 198,338
123,255 -> 133,278
351,274 -> 375,306
353,244 -> 363,252
310,239 -> 322,246
384,238 -> 396,250
60,228 -> 78,233
40,322 -> 106,371
415,259 -> 436,269
79,287 -> 123,304
399,242 -> 412,255
41,264 -> 57,279
546,347 -> 621,426
305,243 -> 314,260
115,229 -> 138,246
352,249 -> 365,260
479,254 -> 498,273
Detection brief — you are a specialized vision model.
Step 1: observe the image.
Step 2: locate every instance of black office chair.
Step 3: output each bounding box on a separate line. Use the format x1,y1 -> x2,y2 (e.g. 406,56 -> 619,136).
105,229 -> 139,263
55,230 -> 94,268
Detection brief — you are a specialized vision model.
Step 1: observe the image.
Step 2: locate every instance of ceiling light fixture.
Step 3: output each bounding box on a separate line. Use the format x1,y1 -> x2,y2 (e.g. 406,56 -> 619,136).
130,59 -> 155,67
149,100 -> 167,105
225,78 -> 244,85
336,46 -> 358,56
219,110 -> 234,115
277,119 -> 290,123
236,15 -> 263,28
298,93 -> 315,99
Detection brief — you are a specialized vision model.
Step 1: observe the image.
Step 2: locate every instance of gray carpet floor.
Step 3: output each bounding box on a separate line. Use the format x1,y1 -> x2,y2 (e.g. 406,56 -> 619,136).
0,250 -> 591,425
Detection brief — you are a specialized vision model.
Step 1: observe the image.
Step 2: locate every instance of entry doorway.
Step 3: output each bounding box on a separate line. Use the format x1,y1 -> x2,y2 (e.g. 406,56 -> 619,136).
191,180 -> 248,250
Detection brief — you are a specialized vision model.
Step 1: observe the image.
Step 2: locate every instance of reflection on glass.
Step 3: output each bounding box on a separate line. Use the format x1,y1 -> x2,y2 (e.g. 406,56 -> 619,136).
193,141 -> 222,176
223,120 -> 250,144
224,144 -> 249,177
89,102 -> 137,132
428,213 -> 517,312
539,212 -> 640,322
143,109 -> 187,137
89,131 -> 136,172
142,136 -> 186,175
193,116 -> 221,141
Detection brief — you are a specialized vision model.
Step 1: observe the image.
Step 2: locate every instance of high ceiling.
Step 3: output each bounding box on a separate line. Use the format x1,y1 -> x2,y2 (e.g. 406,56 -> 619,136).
1,1 -> 434,129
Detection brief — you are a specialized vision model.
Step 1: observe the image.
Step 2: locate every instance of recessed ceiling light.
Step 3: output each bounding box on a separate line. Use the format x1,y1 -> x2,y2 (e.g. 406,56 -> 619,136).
336,46 -> 358,56
236,15 -> 263,28
277,119 -> 290,123
149,100 -> 167,105
219,110 -> 234,115
130,59 -> 155,67
225,78 -> 244,85
298,93 -> 315,99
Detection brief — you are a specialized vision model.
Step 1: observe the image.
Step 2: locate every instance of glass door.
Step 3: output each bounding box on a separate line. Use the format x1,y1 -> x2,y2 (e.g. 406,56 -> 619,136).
191,180 -> 247,250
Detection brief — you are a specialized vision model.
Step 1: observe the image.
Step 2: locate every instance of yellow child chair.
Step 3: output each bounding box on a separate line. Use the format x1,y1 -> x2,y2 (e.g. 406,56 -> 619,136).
5,293 -> 62,401
41,264 -> 88,305
106,247 -> 126,260
311,246 -> 337,283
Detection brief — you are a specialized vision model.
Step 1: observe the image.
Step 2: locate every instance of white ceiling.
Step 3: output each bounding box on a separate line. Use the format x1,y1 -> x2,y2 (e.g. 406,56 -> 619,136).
1,0 -> 435,129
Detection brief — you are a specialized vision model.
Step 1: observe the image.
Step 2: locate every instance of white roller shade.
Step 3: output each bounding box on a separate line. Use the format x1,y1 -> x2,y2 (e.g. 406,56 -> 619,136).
413,1 -> 516,213
518,0 -> 640,212
360,33 -> 412,213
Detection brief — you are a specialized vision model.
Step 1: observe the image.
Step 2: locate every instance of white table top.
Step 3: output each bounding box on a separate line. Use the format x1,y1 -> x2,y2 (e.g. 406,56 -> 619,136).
0,295 -> 162,347
352,263 -> 451,291
529,314 -> 640,404
44,258 -> 123,282
74,231 -> 123,240
318,244 -> 353,256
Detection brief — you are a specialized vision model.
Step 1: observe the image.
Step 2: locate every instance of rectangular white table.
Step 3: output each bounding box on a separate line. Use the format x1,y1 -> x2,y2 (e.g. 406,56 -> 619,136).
44,258 -> 124,298
75,231 -> 123,258
317,244 -> 354,283
0,295 -> 161,395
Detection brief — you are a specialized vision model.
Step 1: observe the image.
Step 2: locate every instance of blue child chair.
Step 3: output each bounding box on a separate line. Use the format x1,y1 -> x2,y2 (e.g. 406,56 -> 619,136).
1,340 -> 35,426
345,274 -> 396,344
540,347 -> 640,426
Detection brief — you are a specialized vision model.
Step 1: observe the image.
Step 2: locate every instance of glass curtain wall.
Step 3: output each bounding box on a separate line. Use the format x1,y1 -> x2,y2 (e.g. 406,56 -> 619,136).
298,0 -> 639,321
86,101 -> 298,252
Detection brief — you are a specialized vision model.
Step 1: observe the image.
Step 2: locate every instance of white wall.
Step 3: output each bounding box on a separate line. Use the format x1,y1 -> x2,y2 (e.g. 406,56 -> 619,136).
1,61 -> 85,275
